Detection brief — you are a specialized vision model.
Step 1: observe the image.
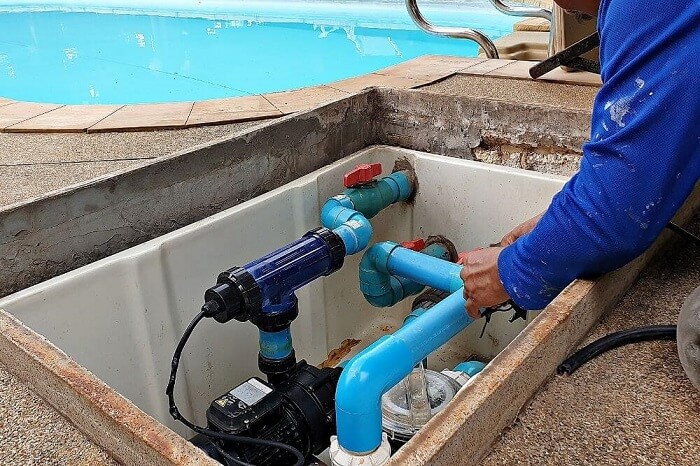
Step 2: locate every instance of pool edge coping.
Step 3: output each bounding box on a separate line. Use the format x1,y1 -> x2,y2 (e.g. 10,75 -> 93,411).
0,56 -> 601,133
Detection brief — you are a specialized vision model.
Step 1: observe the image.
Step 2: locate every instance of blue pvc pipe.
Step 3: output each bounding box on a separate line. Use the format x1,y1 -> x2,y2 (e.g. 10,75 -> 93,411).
386,246 -> 464,293
359,242 -> 463,307
321,171 -> 412,255
359,242 -> 453,307
454,360 -> 487,377
335,290 -> 475,454
259,328 -> 293,360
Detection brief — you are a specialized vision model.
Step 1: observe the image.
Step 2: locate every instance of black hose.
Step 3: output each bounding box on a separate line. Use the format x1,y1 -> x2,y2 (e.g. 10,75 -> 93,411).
558,325 -> 677,375
666,222 -> 700,246
166,303 -> 305,466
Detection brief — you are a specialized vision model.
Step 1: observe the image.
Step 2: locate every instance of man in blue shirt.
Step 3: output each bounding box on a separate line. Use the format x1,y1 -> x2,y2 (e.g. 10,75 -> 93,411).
460,0 -> 700,318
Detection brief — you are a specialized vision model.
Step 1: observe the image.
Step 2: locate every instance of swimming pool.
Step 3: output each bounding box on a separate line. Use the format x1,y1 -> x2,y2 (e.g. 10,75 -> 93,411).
0,1 -> 517,104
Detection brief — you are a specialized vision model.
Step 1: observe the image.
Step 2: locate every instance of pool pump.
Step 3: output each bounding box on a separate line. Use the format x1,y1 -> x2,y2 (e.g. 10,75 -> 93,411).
184,285 -> 476,466
191,361 -> 341,465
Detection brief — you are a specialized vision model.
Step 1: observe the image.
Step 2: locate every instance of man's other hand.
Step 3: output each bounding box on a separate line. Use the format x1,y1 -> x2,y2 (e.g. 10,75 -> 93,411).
459,247 -> 509,319
500,211 -> 544,246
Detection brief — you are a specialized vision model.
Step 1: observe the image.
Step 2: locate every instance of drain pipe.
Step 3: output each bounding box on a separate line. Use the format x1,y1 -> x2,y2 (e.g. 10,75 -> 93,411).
331,290 -> 474,462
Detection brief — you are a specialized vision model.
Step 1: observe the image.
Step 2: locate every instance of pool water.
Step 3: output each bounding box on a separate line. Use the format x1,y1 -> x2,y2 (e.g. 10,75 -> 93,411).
0,2 -> 516,104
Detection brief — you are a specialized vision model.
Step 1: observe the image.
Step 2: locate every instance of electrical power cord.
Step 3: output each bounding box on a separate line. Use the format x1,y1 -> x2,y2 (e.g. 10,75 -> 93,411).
165,301 -> 305,466
558,325 -> 677,375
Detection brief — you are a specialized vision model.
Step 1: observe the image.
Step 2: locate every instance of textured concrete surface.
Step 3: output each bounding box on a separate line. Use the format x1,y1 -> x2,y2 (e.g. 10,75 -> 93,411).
482,216 -> 700,466
0,362 -> 117,466
0,121 -> 262,207
378,88 -> 590,177
423,74 -> 598,111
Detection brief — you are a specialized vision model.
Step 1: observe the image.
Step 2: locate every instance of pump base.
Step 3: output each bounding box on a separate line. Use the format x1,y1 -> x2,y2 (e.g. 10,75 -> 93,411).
329,433 -> 391,466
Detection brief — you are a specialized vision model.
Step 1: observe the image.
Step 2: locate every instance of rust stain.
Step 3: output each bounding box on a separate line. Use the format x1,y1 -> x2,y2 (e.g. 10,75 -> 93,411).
319,338 -> 361,368
379,325 -> 392,333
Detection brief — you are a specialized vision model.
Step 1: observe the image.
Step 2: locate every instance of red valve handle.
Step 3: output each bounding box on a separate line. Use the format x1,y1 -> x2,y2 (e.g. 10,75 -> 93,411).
400,238 -> 426,252
343,163 -> 382,188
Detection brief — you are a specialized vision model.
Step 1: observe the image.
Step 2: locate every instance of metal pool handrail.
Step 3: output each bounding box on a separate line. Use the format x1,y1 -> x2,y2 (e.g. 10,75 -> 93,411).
487,0 -> 552,23
405,0 -> 500,59
487,0 -> 555,56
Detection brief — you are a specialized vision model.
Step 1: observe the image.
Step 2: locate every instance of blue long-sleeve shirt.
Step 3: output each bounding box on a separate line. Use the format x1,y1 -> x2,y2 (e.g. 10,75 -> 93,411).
498,0 -> 700,310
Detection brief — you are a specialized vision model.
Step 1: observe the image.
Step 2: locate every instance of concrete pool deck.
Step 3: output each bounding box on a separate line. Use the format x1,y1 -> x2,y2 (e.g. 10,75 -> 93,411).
0,56 -> 600,133
482,217 -> 700,466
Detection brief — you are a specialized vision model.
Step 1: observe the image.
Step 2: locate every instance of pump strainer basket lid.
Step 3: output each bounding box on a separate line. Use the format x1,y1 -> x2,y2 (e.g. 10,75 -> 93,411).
381,369 -> 461,442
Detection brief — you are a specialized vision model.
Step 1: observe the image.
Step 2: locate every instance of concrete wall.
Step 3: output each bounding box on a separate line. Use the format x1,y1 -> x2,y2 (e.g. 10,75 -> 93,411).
0,91 -> 379,297
376,88 -> 589,176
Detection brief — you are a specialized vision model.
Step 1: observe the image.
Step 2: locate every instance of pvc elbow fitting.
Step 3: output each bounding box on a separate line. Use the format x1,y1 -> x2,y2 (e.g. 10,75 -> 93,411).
335,290 -> 474,454
335,334 -> 416,454
359,241 -> 461,308
332,214 -> 373,255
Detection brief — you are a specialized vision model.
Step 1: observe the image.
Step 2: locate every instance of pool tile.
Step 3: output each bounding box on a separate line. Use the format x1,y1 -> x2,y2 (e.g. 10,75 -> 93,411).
5,105 -> 123,133
187,96 -> 281,126
263,86 -> 349,114
328,73 -> 429,93
87,102 -> 194,132
0,102 -> 64,130
458,59 -> 516,75
377,55 -> 486,80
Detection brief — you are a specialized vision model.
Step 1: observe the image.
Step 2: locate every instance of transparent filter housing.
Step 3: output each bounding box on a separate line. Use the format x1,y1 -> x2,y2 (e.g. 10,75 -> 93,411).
381,364 -> 462,448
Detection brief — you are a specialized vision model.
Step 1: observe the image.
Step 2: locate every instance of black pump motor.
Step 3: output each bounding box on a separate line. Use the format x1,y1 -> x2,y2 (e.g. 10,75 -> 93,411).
192,361 -> 341,465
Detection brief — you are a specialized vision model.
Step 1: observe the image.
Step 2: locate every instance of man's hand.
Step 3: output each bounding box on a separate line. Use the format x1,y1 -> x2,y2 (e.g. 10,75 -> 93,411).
459,213 -> 543,319
460,247 -> 509,319
499,211 -> 544,246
